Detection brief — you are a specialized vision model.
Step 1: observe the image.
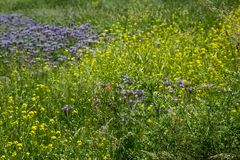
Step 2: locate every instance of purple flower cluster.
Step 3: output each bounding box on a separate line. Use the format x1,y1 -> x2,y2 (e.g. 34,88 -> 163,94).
0,14 -> 100,64
164,77 -> 193,94
119,76 -> 145,105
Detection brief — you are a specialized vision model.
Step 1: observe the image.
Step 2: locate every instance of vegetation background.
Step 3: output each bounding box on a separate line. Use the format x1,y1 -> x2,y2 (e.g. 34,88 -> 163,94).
0,0 -> 239,159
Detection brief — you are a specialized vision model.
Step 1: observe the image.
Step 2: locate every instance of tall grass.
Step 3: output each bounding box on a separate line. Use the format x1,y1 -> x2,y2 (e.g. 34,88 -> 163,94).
0,0 -> 240,159
0,0 -> 239,30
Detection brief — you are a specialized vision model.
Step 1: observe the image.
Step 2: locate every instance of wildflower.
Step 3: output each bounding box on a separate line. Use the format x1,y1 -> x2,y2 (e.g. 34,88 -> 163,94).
147,118 -> 153,123
122,76 -> 133,84
147,105 -> 153,111
28,111 -> 36,117
31,125 -> 37,131
92,98 -> 100,106
179,79 -> 189,88
16,143 -> 23,150
51,136 -> 57,140
230,110 -> 240,113
8,96 -> 13,103
121,89 -> 127,95
104,85 -> 112,91
16,143 -> 23,148
48,144 -> 53,149
101,83 -> 111,90
6,142 -> 13,147
62,105 -> 73,116
103,154 -> 110,160
31,97 -> 36,102
165,80 -> 172,86
77,140 -> 83,146
121,90 -> 134,96
39,124 -> 46,131
49,119 -> 55,123
22,103 -> 28,108
1,155 -> 6,159
0,14 -> 100,64
134,89 -> 145,97
12,151 -> 17,157
40,107 -> 46,113
188,87 -> 193,93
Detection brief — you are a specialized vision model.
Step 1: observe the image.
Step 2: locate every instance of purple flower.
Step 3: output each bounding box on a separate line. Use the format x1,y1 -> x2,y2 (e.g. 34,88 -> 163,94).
92,98 -> 100,106
179,79 -> 189,88
121,90 -> 134,96
165,80 -> 172,86
0,14 -> 101,64
122,76 -> 133,84
134,89 -> 145,97
164,77 -> 172,86
62,105 -> 73,116
188,87 -> 193,93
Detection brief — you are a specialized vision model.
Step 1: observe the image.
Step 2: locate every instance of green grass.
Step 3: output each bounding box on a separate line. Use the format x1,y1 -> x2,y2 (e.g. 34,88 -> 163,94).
0,0 -> 239,31
0,0 -> 240,159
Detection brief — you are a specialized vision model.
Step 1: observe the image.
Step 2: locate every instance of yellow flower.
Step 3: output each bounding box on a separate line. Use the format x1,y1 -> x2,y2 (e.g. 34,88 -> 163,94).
48,144 -> 53,149
22,103 -> 28,108
64,49 -> 69,54
230,110 -> 239,113
77,140 -> 82,146
147,105 -> 153,111
31,125 -> 38,131
103,154 -> 110,160
147,118 -> 153,123
21,110 -> 27,114
39,84 -> 45,88
39,124 -> 46,131
16,143 -> 23,148
196,59 -> 201,64
6,142 -> 13,147
8,96 -> 13,103
31,97 -> 36,102
12,151 -> 17,157
210,43 -> 218,49
16,143 -> 23,150
40,144 -> 45,150
1,155 -> 6,159
40,107 -> 46,113
28,111 -> 36,117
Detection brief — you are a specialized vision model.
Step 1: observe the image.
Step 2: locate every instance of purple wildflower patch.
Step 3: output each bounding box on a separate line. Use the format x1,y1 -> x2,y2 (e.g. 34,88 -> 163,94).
0,14 -> 101,65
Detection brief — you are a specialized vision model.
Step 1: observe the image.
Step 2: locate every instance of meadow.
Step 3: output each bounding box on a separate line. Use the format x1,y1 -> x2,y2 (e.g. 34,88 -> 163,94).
0,0 -> 240,159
